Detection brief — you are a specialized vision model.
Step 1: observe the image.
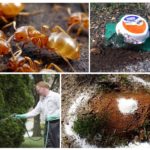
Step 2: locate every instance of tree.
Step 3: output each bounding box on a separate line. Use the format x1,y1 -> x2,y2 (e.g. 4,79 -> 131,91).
44,74 -> 60,92
0,75 -> 34,147
32,75 -> 43,137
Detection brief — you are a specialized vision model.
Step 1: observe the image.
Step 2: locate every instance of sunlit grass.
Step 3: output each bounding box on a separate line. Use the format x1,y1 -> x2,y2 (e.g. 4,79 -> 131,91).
21,137 -> 44,148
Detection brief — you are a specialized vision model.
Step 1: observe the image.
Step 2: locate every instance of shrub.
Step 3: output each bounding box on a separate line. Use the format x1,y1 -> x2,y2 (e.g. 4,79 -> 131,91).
0,75 -> 34,147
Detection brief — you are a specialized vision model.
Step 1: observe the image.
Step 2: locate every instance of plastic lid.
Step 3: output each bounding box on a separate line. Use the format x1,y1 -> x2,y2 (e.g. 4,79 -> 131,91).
116,15 -> 149,44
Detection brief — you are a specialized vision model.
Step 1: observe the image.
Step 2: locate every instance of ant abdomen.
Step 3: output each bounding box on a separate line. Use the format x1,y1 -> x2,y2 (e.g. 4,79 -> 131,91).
0,3 -> 24,17
47,32 -> 80,60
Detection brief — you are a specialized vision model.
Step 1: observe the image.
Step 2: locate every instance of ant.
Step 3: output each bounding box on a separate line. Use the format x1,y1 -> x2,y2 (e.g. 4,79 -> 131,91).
67,8 -> 89,35
7,48 -> 63,72
13,25 -> 80,71
0,3 -> 25,29
0,3 -> 24,22
14,25 -> 48,48
0,32 -> 37,72
0,30 -> 35,72
0,30 -> 13,56
7,49 -> 41,72
0,3 -> 42,29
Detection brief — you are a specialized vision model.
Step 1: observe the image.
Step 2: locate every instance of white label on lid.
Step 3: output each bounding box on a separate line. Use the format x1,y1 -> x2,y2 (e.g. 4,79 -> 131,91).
124,15 -> 139,23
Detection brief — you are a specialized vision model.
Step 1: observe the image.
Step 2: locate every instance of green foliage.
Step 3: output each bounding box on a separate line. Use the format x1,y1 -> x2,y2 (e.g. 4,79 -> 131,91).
0,75 -> 34,147
0,119 -> 25,147
97,75 -> 133,92
119,75 -> 131,86
0,89 -> 4,109
73,113 -> 131,147
73,114 -> 108,140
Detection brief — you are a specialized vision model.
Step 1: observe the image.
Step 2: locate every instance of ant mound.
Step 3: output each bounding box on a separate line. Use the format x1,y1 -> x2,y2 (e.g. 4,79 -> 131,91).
89,91 -> 150,134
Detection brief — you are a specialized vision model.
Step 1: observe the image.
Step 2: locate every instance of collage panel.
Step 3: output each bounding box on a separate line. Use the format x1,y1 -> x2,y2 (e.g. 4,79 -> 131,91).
90,3 -> 150,72
62,74 -> 150,148
0,3 -> 89,73
0,74 -> 60,148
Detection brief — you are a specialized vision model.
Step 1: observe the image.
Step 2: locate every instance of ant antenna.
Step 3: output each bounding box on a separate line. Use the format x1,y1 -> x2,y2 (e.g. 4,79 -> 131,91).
67,7 -> 72,16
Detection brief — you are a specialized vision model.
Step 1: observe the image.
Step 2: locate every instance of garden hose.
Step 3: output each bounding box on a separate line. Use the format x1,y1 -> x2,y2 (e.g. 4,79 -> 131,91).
0,113 -> 43,142
0,113 -> 16,122
18,119 -> 43,142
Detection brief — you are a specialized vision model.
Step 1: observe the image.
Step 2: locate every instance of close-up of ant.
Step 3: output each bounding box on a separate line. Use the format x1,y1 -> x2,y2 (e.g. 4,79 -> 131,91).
0,3 -> 89,72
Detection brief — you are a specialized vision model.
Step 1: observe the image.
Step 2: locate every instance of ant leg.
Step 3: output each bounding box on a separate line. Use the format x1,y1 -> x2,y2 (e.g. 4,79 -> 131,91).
6,34 -> 16,60
11,47 -> 22,61
67,23 -> 78,33
2,21 -> 16,30
25,57 -> 39,72
52,25 -> 67,34
34,60 -> 42,65
77,26 -> 83,36
61,56 -> 76,72
41,25 -> 50,35
67,7 -> 72,16
7,34 -> 14,43
13,44 -> 22,59
13,21 -> 17,30
46,63 -> 63,72
18,10 -> 43,16
0,16 -> 8,23
22,41 -> 29,49
24,57 -> 34,67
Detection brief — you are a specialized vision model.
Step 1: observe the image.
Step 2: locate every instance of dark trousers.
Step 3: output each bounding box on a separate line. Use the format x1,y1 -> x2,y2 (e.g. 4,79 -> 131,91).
44,120 -> 60,148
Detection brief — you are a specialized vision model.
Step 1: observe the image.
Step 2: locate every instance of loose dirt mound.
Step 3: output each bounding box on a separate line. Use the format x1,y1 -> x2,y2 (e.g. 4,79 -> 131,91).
90,91 -> 150,134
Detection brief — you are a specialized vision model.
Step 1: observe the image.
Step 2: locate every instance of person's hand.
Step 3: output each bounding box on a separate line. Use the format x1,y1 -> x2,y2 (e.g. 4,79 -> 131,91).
15,114 -> 27,119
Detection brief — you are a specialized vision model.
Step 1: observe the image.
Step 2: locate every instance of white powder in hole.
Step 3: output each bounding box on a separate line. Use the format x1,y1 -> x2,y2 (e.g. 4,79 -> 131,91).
117,98 -> 138,115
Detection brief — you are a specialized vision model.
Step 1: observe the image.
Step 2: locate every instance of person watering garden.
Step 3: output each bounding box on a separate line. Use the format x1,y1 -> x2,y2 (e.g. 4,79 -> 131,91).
15,81 -> 60,148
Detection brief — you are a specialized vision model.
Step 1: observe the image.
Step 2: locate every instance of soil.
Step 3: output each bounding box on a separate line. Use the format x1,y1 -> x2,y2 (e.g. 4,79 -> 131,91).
90,3 -> 150,72
0,3 -> 89,72
89,91 -> 150,133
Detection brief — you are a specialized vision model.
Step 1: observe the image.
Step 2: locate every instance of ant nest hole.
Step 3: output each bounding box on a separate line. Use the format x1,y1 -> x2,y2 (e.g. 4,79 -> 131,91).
89,91 -> 150,133
74,90 -> 150,147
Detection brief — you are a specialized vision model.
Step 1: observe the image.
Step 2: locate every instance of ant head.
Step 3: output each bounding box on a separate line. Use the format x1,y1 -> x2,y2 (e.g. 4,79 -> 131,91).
71,16 -> 80,23
0,40 -> 10,55
14,26 -> 28,42
83,19 -> 89,28
0,30 -> 7,40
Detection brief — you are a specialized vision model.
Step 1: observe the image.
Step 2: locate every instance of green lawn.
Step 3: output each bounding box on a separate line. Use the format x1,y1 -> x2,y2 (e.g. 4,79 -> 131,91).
21,137 -> 44,148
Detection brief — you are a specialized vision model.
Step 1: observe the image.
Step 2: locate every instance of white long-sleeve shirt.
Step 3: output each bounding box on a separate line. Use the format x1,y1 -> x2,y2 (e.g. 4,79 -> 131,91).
25,90 -> 60,122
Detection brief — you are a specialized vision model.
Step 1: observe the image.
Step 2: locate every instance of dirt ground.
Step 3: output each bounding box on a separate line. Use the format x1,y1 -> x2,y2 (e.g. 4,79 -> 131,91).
0,3 -> 89,72
90,3 -> 150,72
